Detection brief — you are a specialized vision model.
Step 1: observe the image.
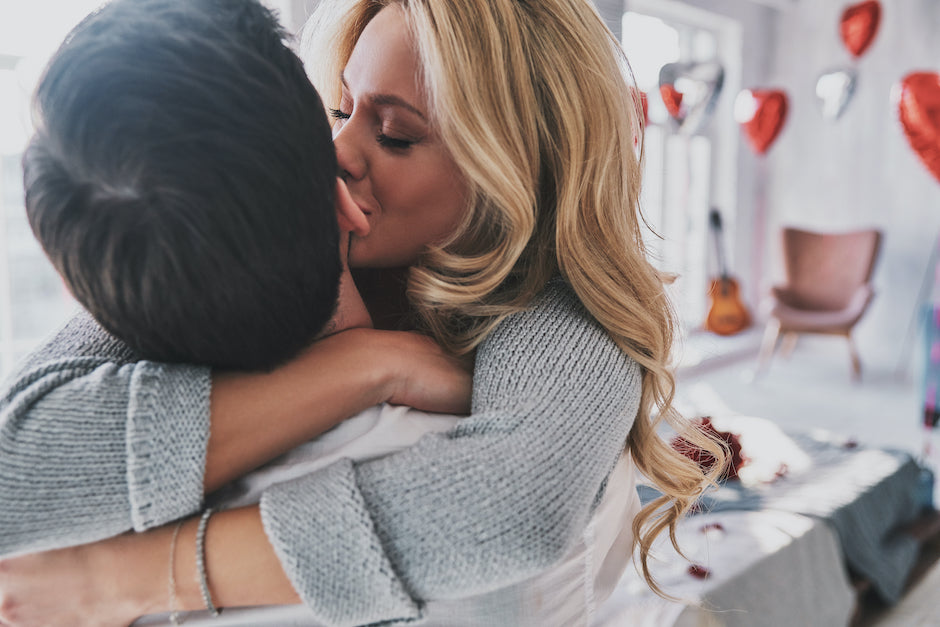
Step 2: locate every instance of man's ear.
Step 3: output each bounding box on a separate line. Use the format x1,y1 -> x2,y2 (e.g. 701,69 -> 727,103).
335,178 -> 370,236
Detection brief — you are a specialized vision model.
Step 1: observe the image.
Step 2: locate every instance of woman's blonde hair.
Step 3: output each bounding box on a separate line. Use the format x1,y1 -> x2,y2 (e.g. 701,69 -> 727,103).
303,0 -> 727,595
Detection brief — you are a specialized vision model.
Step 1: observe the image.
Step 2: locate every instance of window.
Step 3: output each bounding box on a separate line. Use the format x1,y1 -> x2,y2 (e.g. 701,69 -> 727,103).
0,2 -> 93,378
0,151 -> 76,378
621,2 -> 742,334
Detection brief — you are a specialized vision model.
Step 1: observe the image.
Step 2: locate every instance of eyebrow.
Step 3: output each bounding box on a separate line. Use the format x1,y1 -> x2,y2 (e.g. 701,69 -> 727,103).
341,77 -> 428,122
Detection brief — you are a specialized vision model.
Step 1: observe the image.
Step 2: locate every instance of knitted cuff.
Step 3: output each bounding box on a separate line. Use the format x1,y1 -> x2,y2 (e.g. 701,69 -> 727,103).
261,459 -> 423,627
127,362 -> 211,530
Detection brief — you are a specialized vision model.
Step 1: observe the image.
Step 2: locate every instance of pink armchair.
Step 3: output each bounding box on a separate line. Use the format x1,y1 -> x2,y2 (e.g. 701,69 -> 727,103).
756,227 -> 882,380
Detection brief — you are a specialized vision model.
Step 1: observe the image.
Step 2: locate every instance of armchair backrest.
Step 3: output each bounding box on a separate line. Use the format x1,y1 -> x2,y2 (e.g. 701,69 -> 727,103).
779,227 -> 882,311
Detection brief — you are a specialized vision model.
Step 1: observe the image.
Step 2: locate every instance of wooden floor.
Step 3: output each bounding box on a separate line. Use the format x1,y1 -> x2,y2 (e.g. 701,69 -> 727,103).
853,513 -> 940,626
872,552 -> 940,626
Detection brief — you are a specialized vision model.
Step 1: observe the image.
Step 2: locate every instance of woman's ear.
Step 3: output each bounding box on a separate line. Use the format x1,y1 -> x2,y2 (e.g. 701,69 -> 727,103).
334,178 -> 370,236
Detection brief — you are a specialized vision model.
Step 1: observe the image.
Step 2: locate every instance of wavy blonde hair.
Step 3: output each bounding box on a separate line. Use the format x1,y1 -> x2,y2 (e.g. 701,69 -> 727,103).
302,0 -> 727,595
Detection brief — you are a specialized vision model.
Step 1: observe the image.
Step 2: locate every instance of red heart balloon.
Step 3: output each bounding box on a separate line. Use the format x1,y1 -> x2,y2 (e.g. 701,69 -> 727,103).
736,89 -> 789,155
840,0 -> 881,58
659,83 -> 683,120
898,72 -> 940,184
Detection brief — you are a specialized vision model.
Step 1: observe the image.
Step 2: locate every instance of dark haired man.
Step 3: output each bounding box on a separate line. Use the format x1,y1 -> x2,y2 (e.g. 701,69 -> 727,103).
24,0 -> 367,371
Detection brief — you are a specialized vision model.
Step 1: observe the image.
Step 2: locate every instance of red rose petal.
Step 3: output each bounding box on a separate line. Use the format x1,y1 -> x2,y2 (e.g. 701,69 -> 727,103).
699,522 -> 725,533
688,564 -> 711,579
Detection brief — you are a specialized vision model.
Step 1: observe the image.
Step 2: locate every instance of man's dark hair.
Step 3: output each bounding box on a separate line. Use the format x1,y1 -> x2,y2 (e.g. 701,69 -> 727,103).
23,0 -> 340,371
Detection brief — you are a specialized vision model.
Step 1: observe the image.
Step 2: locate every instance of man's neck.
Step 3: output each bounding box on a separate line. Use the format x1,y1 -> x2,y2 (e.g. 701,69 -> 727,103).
325,266 -> 373,335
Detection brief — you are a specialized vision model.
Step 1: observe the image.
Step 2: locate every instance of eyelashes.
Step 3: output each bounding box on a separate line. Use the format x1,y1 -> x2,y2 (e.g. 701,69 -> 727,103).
329,107 -> 416,151
376,135 -> 415,150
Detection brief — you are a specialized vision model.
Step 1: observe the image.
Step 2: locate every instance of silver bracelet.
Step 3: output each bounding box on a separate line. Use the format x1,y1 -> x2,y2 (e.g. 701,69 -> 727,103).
167,519 -> 185,626
195,508 -> 221,617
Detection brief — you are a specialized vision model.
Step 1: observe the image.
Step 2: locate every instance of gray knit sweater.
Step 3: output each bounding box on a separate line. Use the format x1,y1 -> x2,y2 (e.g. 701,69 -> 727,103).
0,280 -> 641,626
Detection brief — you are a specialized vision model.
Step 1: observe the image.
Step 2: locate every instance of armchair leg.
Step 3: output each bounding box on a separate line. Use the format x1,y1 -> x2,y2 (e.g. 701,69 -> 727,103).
756,319 -> 781,376
846,334 -> 862,381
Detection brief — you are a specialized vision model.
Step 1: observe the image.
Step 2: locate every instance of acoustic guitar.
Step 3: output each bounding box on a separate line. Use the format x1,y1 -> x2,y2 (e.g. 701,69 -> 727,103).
704,208 -> 751,336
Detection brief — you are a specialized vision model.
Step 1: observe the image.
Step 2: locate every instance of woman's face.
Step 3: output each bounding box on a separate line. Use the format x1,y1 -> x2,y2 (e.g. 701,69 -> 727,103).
332,4 -> 470,268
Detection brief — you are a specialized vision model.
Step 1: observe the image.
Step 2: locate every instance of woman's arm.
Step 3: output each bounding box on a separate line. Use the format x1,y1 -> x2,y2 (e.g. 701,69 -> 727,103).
0,312 -> 470,557
0,506 -> 297,627
255,281 -> 642,625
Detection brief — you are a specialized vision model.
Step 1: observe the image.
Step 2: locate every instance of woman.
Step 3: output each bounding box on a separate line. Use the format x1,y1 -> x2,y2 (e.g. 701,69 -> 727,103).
0,0 -> 724,624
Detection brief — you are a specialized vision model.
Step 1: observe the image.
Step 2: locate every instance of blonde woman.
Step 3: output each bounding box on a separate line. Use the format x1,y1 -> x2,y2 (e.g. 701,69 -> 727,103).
0,0 -> 724,625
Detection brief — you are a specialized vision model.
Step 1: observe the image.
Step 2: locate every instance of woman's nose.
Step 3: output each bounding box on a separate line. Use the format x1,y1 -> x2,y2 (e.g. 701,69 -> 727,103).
333,123 -> 366,183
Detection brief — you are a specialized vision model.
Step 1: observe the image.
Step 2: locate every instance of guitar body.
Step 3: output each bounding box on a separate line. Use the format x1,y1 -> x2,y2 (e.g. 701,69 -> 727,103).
705,277 -> 751,336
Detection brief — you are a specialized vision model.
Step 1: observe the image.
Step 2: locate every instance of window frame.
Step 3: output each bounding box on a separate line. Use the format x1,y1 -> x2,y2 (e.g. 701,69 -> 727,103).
624,0 -> 744,333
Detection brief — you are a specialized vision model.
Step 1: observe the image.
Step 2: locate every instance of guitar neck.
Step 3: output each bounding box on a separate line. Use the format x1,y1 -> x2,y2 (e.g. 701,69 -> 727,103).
709,210 -> 730,280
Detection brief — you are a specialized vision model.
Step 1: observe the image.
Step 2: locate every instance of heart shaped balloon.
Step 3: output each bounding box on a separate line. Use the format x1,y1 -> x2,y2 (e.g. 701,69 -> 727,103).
658,61 -> 725,135
815,67 -> 858,120
840,0 -> 881,59
897,72 -> 940,184
735,89 -> 789,155
659,83 -> 683,120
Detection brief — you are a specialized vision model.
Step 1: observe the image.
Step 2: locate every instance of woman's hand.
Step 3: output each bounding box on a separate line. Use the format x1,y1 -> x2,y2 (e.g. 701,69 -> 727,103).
378,330 -> 474,415
315,327 -> 473,415
0,541 -> 155,627
289,326 -> 473,416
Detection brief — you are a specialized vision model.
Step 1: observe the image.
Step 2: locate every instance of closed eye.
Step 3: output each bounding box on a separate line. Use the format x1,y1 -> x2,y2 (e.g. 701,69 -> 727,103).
376,133 -> 416,150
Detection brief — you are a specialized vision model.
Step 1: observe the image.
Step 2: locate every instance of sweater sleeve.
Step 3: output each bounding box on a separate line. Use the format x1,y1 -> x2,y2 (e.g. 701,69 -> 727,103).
0,311 -> 210,557
260,281 -> 642,627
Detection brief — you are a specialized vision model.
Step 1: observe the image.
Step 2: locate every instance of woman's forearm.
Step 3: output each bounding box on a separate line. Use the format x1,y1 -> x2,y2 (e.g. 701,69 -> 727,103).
155,507 -> 300,614
0,507 -> 298,627
78,507 -> 300,620
205,327 -> 472,492
205,331 -> 392,492
123,507 -> 300,618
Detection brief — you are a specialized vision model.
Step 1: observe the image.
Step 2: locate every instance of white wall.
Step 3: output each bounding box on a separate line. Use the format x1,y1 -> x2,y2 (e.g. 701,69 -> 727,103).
766,0 -> 940,367
615,0 -> 939,369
